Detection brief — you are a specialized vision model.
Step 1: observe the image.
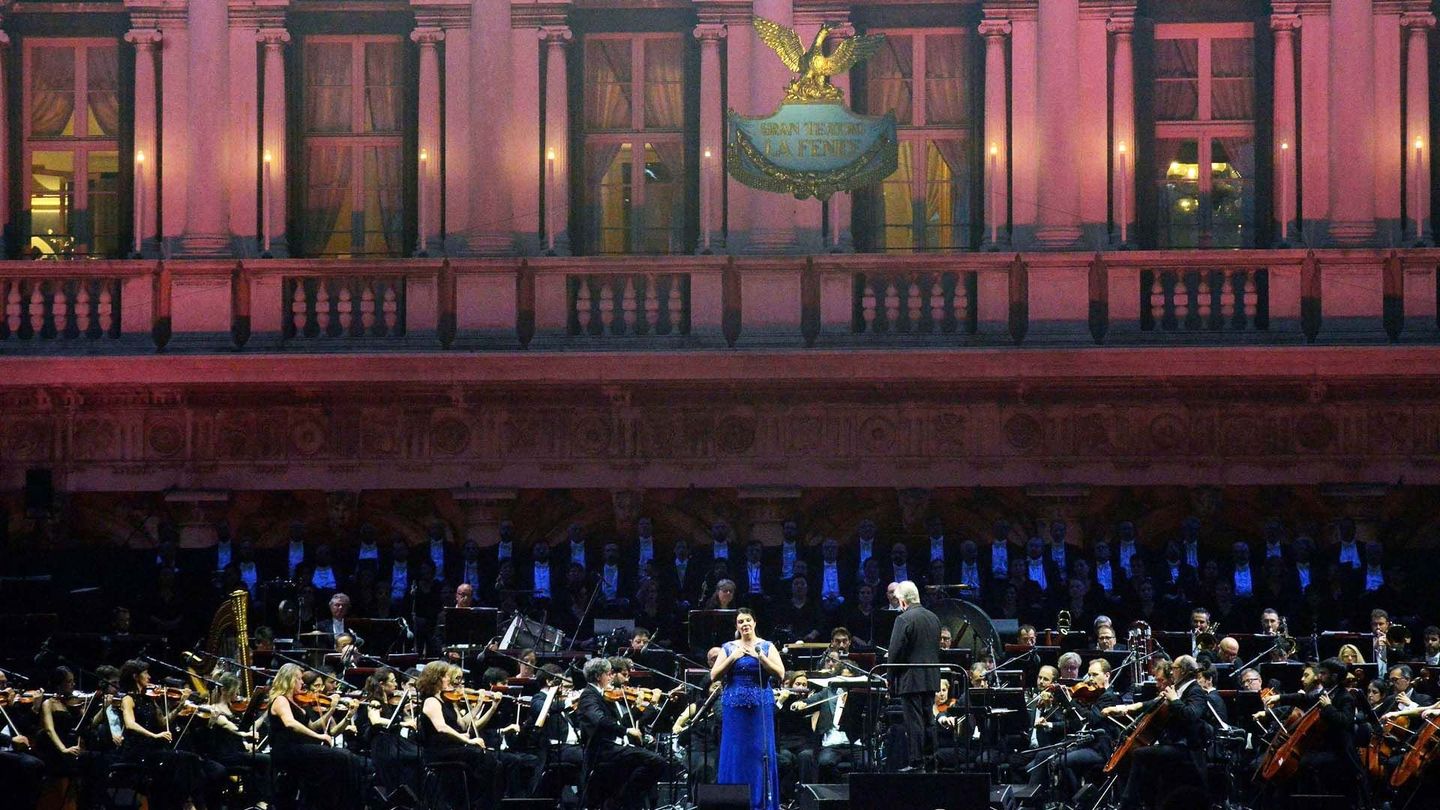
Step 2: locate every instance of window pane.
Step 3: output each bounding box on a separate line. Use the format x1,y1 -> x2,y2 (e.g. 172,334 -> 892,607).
1210,138 -> 1254,248
362,146 -> 403,255
643,38 -> 684,130
585,40 -> 633,130
1156,138 -> 1200,248
590,143 -> 631,254
29,151 -> 76,256
925,140 -> 970,250
30,47 -> 77,137
87,46 -> 121,137
874,140 -> 916,251
364,41 -> 404,133
1155,39 -> 1198,120
301,143 -> 355,255
868,35 -> 913,125
639,142 -> 683,254
305,42 -> 354,133
924,34 -> 969,126
87,150 -> 121,256
1211,38 -> 1254,120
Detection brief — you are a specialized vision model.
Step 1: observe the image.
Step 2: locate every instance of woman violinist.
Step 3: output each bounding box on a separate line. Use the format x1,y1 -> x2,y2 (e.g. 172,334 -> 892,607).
266,662 -> 364,810
416,660 -> 497,808
202,673 -> 271,806
38,666 -> 106,808
356,667 -> 420,801
116,658 -> 220,810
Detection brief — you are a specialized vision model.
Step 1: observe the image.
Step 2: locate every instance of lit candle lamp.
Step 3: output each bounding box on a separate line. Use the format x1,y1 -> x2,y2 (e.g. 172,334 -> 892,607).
133,150 -> 145,257
262,149 -> 273,255
1117,141 -> 1128,247
546,147 -> 557,254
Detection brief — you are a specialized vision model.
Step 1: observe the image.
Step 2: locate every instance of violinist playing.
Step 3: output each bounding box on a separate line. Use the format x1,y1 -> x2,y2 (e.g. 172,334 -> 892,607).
479,666 -> 540,799
575,656 -> 667,810
416,660 -> 497,809
775,670 -> 819,801
266,662 -> 364,810
116,658 -> 216,810
1024,659 -> 1124,796
0,669 -> 44,810
526,664 -> 585,801
356,667 -> 419,801
202,673 -> 271,807
38,666 -> 107,809
1100,654 -> 1210,810
1261,658 -> 1362,801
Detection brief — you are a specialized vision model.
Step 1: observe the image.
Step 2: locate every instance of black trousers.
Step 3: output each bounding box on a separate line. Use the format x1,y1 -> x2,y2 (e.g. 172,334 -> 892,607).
590,745 -> 667,810
1119,744 -> 1200,810
898,692 -> 937,768
0,749 -> 45,810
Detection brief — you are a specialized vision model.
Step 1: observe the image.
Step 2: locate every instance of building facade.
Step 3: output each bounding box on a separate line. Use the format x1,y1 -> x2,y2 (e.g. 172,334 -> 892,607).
3,0 -> 1440,548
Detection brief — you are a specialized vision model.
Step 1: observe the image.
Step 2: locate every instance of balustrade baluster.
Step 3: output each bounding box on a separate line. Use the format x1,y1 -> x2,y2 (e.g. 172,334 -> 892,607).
1242,272 -> 1257,328
667,275 -> 682,334
1149,273 -> 1165,329
53,281 -> 70,338
621,276 -> 637,334
577,278 -> 593,333
643,275 -> 659,335
884,279 -> 899,331
98,284 -> 113,334
1197,273 -> 1211,329
5,282 -> 18,335
1219,271 -> 1235,324
76,282 -> 91,336
906,274 -> 922,332
861,277 -> 877,332
338,284 -> 354,336
382,285 -> 397,334
954,273 -> 970,332
1174,272 -> 1189,328
930,275 -> 944,332
30,282 -> 45,334
361,284 -> 376,332
600,278 -> 616,332
291,282 -> 306,335
315,281 -> 332,336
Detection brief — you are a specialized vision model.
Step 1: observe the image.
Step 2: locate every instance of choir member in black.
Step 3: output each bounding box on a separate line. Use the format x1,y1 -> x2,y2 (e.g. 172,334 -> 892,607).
575,656 -> 667,810
1262,657 -> 1364,800
201,673 -> 271,807
526,664 -> 585,800
0,669 -> 45,810
775,670 -> 819,801
1102,654 -> 1211,810
415,660 -> 496,809
477,666 -> 540,799
117,658 -> 218,810
265,662 -> 364,810
356,667 -> 420,803
38,666 -> 108,808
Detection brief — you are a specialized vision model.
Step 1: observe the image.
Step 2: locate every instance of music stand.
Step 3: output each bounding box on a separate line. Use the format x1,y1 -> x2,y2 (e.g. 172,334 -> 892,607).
349,618 -> 404,655
686,609 -> 739,655
1259,661 -> 1306,692
499,614 -> 567,651
442,608 -> 498,649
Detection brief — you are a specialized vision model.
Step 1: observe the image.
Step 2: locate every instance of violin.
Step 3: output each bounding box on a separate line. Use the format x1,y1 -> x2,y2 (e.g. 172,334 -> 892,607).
933,697 -> 957,714
442,687 -> 508,705
0,688 -> 48,706
1069,681 -> 1105,704
144,686 -> 188,701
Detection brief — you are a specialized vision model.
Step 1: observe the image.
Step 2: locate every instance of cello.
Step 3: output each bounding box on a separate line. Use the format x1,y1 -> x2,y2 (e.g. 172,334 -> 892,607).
1258,685 -> 1340,782
1104,701 -> 1169,774
1390,713 -> 1440,789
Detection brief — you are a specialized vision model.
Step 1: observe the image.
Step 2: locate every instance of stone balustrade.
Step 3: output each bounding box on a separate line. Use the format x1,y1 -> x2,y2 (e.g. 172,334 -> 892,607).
0,249 -> 1434,353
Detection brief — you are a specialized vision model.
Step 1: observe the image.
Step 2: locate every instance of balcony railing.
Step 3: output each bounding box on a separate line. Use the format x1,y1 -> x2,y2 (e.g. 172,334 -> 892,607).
0,249 -> 1434,353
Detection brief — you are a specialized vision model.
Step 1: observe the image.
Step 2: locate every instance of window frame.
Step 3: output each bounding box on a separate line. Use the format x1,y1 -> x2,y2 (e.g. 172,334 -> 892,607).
22,38 -> 122,257
581,32 -> 687,255
299,34 -> 406,257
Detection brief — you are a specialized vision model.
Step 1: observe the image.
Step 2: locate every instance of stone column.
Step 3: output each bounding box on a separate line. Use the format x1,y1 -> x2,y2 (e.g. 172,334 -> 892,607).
155,11 -> 189,253
980,18 -> 1011,249
1108,14 -> 1134,247
541,26 -> 573,255
1271,12 -> 1300,243
1404,11 -> 1435,243
694,23 -> 728,253
259,28 -> 291,256
125,28 -> 162,257
466,0 -> 515,254
437,12 -> 472,256
1034,0 -> 1081,248
1328,0 -> 1377,245
179,0 -> 230,256
412,27 -> 444,255
0,31 -> 9,238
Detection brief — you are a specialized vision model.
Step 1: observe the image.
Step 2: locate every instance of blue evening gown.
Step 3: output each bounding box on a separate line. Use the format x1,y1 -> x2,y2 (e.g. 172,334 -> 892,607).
716,639 -> 781,810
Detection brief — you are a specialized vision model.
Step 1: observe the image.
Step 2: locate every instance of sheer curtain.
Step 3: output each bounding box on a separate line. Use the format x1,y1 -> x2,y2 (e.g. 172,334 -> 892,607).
87,47 -> 121,137
586,143 -> 626,252
365,146 -> 403,253
644,38 -> 684,130
646,141 -> 684,252
305,42 -> 353,133
586,40 -> 633,130
1210,38 -> 1254,121
302,145 -> 353,255
877,141 -> 915,250
30,47 -> 76,136
928,140 -> 969,249
924,34 -> 968,126
868,36 -> 913,124
365,42 -> 402,133
1154,39 -> 1199,121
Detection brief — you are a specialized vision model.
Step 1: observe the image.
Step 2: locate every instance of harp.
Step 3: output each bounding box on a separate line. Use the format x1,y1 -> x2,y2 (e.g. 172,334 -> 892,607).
190,589 -> 254,698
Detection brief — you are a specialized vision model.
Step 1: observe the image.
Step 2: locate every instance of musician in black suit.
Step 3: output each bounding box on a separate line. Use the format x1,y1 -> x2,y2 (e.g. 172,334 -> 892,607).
886,580 -> 941,772
1267,658 -> 1363,799
1102,654 -> 1211,810
574,657 -> 666,810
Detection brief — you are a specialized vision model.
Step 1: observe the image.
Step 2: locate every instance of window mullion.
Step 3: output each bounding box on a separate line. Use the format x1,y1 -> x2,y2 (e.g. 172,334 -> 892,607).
1197,36 -> 1212,122
353,41 -> 366,135
913,34 -> 927,128
632,38 -> 644,132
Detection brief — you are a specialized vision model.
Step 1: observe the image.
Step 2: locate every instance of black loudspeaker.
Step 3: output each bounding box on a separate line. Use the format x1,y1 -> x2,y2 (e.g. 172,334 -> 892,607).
24,468 -> 54,513
497,800 -> 554,810
800,782 -> 849,810
695,783 -> 751,809
847,772 -> 990,810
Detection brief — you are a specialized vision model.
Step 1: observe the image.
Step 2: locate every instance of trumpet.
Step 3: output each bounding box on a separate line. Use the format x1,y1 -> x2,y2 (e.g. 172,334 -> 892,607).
1274,616 -> 1297,658
1194,622 -> 1220,655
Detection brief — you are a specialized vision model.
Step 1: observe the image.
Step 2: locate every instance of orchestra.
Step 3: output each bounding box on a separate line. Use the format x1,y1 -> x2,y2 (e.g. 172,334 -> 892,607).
0,591 -> 1437,810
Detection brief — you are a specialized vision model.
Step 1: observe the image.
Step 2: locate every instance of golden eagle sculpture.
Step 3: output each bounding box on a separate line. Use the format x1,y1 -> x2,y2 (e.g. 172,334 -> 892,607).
752,16 -> 886,103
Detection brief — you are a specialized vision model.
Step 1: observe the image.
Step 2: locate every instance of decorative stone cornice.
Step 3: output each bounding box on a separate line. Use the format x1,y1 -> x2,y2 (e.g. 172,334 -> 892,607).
410,27 -> 446,46
228,0 -> 288,30
125,0 -> 189,29
512,1 -> 570,30
412,0 -> 472,30
694,0 -> 753,27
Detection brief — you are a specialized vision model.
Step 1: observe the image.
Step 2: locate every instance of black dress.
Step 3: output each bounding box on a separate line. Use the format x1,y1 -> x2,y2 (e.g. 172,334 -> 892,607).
268,695 -> 364,810
418,696 -> 496,807
119,694 -> 215,810
358,702 -> 421,797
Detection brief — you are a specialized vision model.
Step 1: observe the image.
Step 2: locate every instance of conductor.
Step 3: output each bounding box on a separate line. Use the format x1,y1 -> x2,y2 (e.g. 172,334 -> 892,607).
886,580 -> 941,772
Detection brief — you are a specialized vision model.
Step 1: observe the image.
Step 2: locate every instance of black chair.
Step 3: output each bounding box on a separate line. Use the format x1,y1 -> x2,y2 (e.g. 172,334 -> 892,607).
101,762 -> 151,810
421,759 -> 476,810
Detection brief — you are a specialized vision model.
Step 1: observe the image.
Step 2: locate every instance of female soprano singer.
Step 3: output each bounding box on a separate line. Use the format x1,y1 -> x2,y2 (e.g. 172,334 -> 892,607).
710,607 -> 785,810
266,663 -> 362,810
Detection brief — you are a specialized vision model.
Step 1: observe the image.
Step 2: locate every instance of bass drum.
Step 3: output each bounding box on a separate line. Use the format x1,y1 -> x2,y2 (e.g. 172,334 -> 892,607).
932,598 -> 1003,666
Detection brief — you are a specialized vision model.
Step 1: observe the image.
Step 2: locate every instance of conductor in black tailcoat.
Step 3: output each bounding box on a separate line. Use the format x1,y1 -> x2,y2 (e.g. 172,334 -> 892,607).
886,580 -> 942,772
